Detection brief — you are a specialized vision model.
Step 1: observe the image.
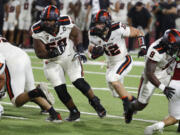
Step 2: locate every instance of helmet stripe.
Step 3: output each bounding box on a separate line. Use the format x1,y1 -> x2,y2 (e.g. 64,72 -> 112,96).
169,29 -> 180,43
96,10 -> 102,22
47,5 -> 52,19
169,33 -> 176,43
172,29 -> 180,37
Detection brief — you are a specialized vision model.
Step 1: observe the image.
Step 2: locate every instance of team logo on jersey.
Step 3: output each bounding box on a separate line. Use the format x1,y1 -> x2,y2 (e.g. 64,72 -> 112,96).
63,27 -> 66,31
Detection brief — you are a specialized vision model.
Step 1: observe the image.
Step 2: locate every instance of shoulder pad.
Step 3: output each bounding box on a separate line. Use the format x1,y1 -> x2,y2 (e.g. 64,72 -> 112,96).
32,21 -> 43,34
153,44 -> 166,54
58,16 -> 71,25
111,22 -> 120,31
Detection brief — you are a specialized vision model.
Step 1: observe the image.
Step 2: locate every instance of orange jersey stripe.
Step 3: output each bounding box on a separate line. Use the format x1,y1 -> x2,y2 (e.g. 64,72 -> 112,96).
59,19 -> 70,22
156,47 -> 163,51
33,26 -> 40,31
5,67 -> 14,99
0,63 -> 3,69
118,56 -> 131,75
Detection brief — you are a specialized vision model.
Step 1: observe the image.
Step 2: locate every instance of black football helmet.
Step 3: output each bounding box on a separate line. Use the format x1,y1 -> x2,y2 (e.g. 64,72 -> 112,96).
40,5 -> 60,34
162,29 -> 180,56
92,10 -> 111,38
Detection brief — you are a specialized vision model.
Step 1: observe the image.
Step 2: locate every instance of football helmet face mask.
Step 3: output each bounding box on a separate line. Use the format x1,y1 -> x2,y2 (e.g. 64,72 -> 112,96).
162,29 -> 180,56
40,5 -> 60,34
93,10 -> 111,38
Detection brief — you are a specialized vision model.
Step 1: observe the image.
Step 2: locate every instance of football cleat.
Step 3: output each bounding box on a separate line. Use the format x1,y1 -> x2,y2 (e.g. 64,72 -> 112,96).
40,109 -> 49,115
65,111 -> 80,122
144,123 -> 164,135
89,96 -> 106,118
123,99 -> 134,124
46,113 -> 63,123
0,104 -> 4,118
37,82 -> 55,105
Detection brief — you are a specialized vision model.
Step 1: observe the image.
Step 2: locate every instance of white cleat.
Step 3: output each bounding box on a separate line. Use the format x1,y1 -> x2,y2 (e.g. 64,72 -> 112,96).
0,104 -> 4,118
144,122 -> 164,135
38,82 -> 55,105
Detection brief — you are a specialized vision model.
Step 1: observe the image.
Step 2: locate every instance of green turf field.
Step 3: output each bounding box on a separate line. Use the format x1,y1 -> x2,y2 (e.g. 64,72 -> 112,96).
0,51 -> 178,135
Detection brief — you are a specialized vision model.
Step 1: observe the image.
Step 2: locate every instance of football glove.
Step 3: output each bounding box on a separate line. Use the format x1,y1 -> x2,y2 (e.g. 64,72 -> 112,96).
137,36 -> 147,57
91,46 -> 104,59
72,53 -> 87,63
138,47 -> 147,57
48,48 -> 60,58
163,86 -> 175,100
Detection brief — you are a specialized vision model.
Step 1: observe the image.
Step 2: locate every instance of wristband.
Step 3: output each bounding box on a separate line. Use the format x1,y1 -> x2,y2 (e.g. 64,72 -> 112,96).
138,36 -> 145,47
158,84 -> 166,91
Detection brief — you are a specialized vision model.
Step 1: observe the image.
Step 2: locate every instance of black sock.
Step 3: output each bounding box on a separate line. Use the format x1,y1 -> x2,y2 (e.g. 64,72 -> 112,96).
69,106 -> 79,114
28,89 -> 41,99
48,107 -> 57,116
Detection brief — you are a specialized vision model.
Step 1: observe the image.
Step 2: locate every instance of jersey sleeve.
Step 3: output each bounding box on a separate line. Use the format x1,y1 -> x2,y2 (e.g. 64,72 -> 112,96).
31,21 -> 47,43
146,46 -> 162,62
117,22 -> 130,37
0,54 -> 5,75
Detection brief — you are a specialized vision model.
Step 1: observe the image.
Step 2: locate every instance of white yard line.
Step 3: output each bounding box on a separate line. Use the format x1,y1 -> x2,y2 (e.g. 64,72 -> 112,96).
0,101 -> 159,124
1,101 -> 177,126
2,115 -> 28,120
32,66 -> 141,78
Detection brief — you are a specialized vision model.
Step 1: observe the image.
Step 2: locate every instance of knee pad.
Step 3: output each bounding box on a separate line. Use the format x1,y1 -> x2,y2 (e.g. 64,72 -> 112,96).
72,78 -> 90,95
54,84 -> 71,104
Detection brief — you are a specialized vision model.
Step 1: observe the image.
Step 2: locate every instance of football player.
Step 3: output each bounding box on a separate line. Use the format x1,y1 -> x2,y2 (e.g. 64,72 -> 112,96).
0,53 -> 5,118
31,5 -> 106,122
3,0 -> 20,43
16,0 -> 34,47
0,36 -> 62,123
88,10 -> 145,123
144,51 -> 180,135
127,29 -> 180,124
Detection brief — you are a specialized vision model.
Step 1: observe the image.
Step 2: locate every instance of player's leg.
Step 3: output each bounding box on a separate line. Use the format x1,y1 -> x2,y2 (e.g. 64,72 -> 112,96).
16,18 -> 23,46
2,21 -> 8,39
8,23 -> 15,44
44,61 -> 80,121
8,54 -> 62,122
67,58 -> 106,118
106,55 -> 134,123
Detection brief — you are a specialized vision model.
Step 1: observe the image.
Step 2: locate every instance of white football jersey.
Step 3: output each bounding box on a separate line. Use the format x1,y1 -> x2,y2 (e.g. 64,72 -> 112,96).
18,0 -> 34,20
6,0 -> 20,23
0,53 -> 5,75
31,15 -> 76,61
89,22 -> 130,64
146,38 -> 174,75
110,0 -> 130,23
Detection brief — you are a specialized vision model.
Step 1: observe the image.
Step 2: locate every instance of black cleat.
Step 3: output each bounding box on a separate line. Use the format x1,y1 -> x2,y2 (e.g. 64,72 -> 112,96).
89,96 -> 106,118
40,109 -> 49,115
123,98 -> 134,124
46,113 -> 63,123
65,111 -> 80,122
